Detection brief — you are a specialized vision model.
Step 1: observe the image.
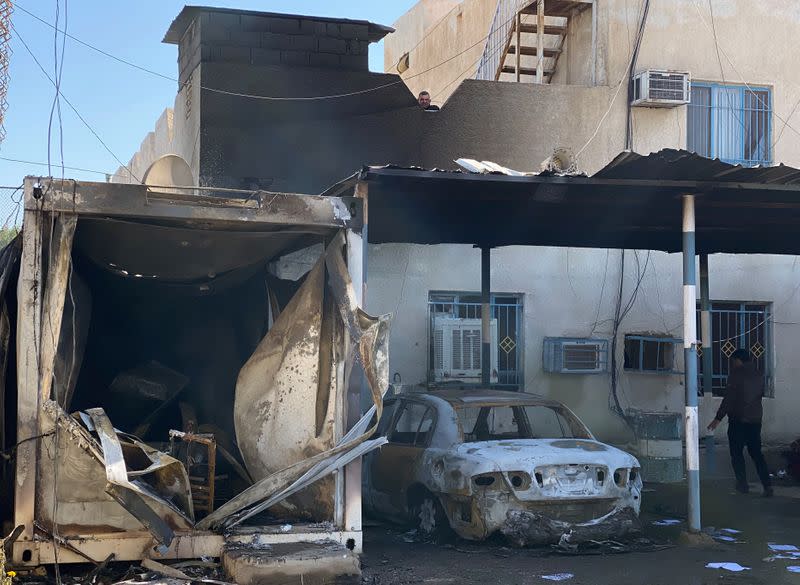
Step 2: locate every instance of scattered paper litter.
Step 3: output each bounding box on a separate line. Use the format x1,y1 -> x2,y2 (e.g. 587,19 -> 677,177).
280,524 -> 292,533
541,574 -> 574,582
720,528 -> 741,534
788,566 -> 800,573
706,563 -> 750,572
652,519 -> 682,526
769,544 -> 800,552
765,554 -> 800,562
713,535 -> 737,542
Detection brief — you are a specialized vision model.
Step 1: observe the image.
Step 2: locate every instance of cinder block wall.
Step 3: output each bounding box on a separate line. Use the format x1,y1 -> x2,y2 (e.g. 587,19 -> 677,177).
177,10 -> 371,82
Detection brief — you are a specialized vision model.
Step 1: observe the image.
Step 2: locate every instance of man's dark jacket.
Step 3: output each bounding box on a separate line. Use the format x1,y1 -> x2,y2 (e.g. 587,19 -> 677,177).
715,362 -> 764,424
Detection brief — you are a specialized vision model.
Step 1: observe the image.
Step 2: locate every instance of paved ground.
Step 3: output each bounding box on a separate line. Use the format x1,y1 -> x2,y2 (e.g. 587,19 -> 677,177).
361,453 -> 800,585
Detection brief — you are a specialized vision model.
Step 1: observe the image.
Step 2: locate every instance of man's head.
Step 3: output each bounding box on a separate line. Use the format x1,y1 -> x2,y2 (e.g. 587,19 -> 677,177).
418,91 -> 432,108
731,348 -> 751,367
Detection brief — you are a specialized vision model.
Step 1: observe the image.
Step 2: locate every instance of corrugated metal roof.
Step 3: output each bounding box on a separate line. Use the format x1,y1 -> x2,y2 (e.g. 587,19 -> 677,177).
346,149 -> 800,254
595,149 -> 800,184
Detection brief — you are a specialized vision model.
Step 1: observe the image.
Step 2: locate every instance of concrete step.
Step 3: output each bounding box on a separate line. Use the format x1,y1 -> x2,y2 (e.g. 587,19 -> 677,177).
223,540 -> 360,585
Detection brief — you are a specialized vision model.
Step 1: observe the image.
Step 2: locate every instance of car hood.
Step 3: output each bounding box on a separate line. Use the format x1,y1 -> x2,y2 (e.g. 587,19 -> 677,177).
452,438 -> 640,470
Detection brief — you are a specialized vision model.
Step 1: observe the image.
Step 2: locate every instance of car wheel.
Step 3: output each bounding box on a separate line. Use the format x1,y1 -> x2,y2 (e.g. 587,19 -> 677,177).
413,491 -> 450,539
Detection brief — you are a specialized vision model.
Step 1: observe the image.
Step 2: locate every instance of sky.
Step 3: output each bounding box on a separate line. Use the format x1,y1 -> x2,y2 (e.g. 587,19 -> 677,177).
0,1 -> 416,193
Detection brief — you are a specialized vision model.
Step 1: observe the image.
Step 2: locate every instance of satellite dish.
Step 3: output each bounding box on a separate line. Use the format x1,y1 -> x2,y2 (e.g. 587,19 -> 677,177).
142,154 -> 194,191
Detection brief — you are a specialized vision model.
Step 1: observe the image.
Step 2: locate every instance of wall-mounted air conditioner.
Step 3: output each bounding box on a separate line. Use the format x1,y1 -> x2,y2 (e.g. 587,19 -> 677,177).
433,318 -> 498,383
543,337 -> 609,374
631,69 -> 690,108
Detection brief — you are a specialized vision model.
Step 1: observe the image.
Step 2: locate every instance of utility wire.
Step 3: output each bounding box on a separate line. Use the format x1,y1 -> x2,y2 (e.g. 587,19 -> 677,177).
0,155 -> 110,175
15,2 -> 521,103
689,0 -> 800,142
625,0 -> 651,151
46,0 -> 67,180
11,23 -> 142,182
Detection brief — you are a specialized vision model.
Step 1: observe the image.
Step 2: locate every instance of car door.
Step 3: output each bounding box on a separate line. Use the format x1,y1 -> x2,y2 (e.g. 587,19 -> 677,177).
369,399 -> 434,519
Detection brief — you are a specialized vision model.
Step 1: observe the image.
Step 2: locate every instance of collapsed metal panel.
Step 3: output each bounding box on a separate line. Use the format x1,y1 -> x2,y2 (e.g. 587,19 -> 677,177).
9,178 -> 380,565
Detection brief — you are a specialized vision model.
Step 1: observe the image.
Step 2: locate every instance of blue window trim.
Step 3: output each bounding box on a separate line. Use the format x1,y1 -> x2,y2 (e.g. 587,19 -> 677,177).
689,82 -> 773,167
623,335 -> 682,374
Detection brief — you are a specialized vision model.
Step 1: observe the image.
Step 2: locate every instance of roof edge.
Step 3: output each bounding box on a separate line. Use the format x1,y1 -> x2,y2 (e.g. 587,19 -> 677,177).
163,5 -> 395,44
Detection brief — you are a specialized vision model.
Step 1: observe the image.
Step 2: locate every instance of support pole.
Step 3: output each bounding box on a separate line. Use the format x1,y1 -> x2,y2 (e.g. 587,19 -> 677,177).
342,181 -> 368,541
515,13 -> 522,83
699,254 -> 716,471
682,194 -> 701,533
536,0 -> 545,84
481,246 -> 491,386
699,256 -> 713,396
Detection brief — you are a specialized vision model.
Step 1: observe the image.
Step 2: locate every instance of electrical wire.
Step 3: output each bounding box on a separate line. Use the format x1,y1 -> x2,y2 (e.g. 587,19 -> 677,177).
15,2 -> 514,102
11,23 -> 142,182
624,0 -> 650,151
14,2 -> 525,104
689,0 -> 800,142
574,14 -> 646,163
0,155 -> 110,176
46,0 -> 67,181
589,250 -> 611,336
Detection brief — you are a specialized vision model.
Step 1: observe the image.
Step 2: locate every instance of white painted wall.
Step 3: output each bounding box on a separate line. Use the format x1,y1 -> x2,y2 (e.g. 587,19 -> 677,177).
367,244 -> 800,445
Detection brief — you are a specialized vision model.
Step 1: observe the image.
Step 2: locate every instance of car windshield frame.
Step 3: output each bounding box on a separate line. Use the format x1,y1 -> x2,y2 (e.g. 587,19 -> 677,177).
453,402 -> 593,443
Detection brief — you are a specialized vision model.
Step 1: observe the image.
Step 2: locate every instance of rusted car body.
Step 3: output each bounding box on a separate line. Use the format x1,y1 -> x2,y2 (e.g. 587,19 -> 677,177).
364,390 -> 643,545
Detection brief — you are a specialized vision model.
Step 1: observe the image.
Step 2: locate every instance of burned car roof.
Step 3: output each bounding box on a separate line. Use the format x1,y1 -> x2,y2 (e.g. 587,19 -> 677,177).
416,388 -> 563,408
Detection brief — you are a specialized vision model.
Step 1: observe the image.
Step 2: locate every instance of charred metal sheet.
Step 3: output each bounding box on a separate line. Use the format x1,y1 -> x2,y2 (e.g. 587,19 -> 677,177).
210,436 -> 387,530
200,233 -> 389,531
74,218 -> 312,284
233,252 -> 337,520
86,408 -> 194,545
325,234 -> 389,405
28,177 -> 362,232
0,236 -> 20,463
501,507 -> 641,547
53,267 -> 91,411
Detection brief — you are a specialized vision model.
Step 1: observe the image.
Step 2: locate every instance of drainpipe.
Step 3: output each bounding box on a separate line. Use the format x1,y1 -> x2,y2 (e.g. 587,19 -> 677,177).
682,194 -> 702,533
481,246 -> 491,386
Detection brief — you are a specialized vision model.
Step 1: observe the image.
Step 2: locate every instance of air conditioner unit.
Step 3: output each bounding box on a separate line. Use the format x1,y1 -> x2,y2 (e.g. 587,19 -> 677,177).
543,337 -> 608,374
631,70 -> 690,108
433,318 -> 498,383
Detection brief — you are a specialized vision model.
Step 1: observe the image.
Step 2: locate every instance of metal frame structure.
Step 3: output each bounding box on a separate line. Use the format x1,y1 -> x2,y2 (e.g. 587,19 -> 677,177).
688,82 -> 773,167
428,292 -> 524,389
623,335 -> 682,374
9,177 -> 368,565
341,148 -> 800,534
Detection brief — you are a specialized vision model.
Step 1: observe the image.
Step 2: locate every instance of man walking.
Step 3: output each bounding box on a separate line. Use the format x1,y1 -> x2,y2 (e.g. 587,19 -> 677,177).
708,349 -> 773,496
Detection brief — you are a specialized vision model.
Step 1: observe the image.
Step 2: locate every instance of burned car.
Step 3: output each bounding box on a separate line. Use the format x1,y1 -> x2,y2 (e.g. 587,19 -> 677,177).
364,390 -> 642,545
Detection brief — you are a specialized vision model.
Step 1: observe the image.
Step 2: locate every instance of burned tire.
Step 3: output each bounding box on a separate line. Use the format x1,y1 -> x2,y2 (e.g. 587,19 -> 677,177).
411,490 -> 451,540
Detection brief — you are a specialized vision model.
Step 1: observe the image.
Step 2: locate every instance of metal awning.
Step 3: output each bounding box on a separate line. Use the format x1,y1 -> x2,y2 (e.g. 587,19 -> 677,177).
351,149 -> 800,254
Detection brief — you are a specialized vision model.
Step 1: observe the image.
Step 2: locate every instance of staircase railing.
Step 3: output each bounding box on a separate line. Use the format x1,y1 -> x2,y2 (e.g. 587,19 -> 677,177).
475,0 -> 535,80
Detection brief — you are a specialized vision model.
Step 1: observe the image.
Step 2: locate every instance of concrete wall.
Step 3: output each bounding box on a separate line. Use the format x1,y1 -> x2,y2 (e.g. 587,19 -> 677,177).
111,74 -> 200,184
385,0 -> 800,168
384,0 -> 496,107
366,244 -> 800,445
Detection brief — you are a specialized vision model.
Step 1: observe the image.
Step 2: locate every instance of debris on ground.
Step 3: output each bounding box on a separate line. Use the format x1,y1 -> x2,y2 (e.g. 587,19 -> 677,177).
703,527 -> 746,544
552,536 -> 673,556
540,574 -> 574,581
768,543 -> 799,552
788,566 -> 800,573
705,562 -> 750,572
651,519 -> 682,527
